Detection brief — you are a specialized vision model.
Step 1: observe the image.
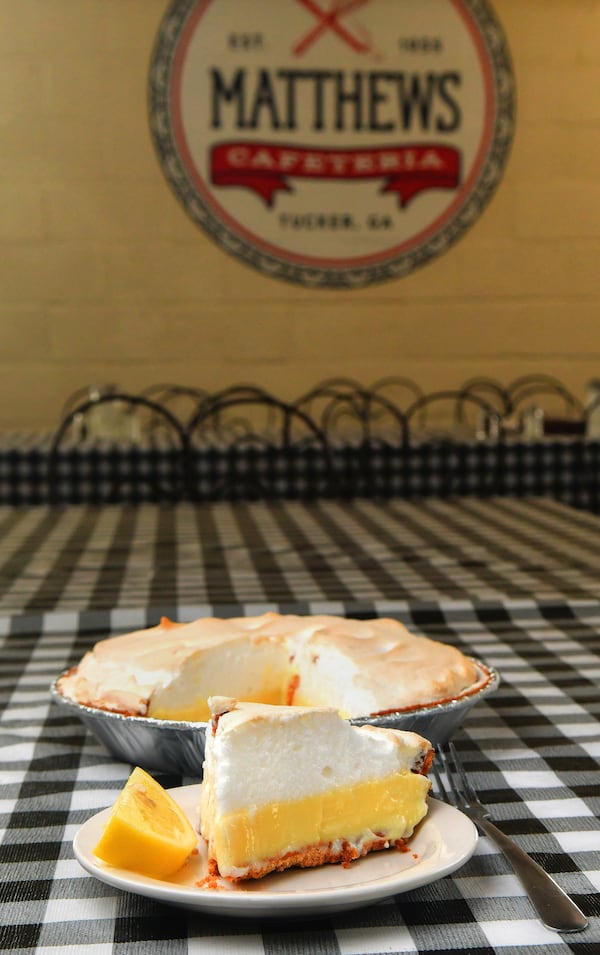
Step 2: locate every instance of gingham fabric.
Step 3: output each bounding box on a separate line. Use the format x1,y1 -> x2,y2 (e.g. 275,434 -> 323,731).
0,497 -> 599,616
2,602 -> 599,954
1,432 -> 600,511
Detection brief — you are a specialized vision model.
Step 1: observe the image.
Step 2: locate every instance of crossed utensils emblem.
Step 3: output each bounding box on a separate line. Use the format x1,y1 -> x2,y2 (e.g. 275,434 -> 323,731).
293,0 -> 372,55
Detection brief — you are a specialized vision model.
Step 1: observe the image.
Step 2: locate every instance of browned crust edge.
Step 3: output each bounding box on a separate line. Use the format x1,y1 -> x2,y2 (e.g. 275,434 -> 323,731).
207,836 -> 410,883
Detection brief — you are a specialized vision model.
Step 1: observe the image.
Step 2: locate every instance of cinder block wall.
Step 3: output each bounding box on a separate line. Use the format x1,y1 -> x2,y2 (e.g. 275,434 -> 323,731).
1,0 -> 599,428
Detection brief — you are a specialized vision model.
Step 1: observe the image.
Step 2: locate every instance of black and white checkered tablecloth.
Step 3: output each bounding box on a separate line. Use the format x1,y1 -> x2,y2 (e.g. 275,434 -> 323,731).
2,432 -> 600,512
0,496 -> 599,616
1,497 -> 600,953
1,601 -> 599,954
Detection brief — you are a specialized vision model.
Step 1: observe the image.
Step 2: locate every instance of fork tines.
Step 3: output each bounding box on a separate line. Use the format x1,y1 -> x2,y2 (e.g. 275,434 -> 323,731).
432,741 -> 477,812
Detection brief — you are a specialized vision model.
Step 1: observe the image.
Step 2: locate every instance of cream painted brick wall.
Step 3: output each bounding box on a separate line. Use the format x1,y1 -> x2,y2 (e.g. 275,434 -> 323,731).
0,0 -> 599,428
48,304 -> 295,366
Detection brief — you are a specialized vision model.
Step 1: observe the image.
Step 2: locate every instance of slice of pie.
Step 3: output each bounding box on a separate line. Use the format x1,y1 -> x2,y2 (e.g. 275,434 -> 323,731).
200,696 -> 434,881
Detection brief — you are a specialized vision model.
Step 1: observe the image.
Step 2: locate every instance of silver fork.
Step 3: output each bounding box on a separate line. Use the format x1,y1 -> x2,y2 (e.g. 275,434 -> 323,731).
433,742 -> 588,933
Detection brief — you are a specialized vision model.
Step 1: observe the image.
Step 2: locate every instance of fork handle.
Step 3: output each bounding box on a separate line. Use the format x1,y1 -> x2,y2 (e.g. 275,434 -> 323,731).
476,818 -> 588,933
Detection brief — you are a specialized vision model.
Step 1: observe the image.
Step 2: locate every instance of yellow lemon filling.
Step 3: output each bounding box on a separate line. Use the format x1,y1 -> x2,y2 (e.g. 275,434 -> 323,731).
147,686 -> 284,722
212,770 -> 429,871
147,698 -> 212,721
93,766 -> 197,879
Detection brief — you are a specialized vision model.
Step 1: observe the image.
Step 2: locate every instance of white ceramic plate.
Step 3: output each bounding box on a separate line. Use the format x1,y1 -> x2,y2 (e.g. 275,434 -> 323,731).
73,787 -> 477,918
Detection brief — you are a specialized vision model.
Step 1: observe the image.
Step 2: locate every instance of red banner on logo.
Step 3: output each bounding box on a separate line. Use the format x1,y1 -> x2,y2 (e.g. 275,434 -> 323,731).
211,142 -> 461,208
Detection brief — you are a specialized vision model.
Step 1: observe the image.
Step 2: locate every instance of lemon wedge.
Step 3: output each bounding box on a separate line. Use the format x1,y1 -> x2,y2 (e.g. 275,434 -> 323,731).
93,766 -> 197,878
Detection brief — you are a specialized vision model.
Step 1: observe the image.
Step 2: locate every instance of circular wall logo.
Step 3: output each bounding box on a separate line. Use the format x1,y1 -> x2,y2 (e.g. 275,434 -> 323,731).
149,0 -> 515,289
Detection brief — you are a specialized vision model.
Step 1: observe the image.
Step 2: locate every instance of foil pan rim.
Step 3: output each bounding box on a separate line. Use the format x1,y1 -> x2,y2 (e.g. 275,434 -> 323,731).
49,656 -> 499,729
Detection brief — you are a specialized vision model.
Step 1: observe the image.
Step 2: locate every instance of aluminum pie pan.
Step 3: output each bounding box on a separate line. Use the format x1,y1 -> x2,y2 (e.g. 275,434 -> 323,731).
50,657 -> 499,777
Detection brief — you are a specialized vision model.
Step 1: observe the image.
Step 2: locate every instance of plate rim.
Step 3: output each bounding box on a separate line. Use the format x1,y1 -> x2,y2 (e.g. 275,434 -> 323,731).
73,787 -> 478,916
